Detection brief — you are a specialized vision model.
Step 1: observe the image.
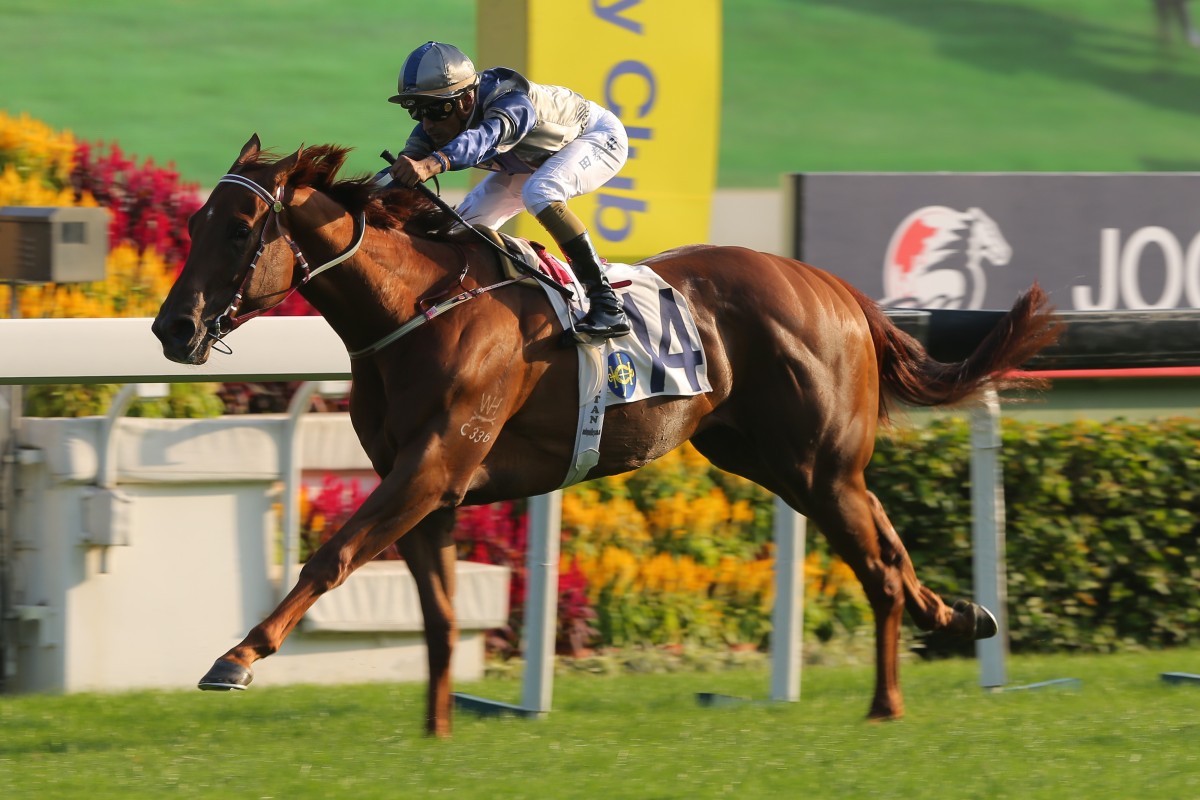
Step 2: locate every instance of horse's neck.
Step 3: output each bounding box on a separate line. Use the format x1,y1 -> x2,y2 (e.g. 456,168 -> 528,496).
291,201 -> 462,353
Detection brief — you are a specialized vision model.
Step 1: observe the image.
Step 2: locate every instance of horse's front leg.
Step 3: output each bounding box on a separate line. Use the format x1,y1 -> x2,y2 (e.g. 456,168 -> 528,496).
197,464 -> 444,692
396,508 -> 458,737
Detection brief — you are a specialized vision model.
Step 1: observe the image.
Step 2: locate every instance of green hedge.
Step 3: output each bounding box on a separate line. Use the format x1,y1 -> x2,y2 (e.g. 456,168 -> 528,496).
867,417 -> 1200,654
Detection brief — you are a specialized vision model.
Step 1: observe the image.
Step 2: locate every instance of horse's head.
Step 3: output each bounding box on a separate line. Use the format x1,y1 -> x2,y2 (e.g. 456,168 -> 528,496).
152,134 -> 309,364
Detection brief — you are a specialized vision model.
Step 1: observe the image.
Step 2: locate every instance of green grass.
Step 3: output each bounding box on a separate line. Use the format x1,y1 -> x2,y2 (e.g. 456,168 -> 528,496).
0,0 -> 476,186
4,1 -> 1200,187
724,0 -> 1200,181
3,649 -> 1199,798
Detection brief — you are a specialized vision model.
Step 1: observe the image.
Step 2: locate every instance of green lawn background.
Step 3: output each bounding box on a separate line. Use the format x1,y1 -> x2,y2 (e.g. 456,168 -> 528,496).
3,0 -> 1199,187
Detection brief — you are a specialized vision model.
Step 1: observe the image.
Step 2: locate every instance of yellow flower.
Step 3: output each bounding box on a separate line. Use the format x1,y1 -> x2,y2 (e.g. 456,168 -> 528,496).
575,545 -> 640,598
562,489 -> 650,554
0,163 -> 76,206
0,111 -> 77,185
1,242 -> 176,319
1,114 -> 180,321
299,484 -> 312,520
679,442 -> 710,472
730,499 -> 755,524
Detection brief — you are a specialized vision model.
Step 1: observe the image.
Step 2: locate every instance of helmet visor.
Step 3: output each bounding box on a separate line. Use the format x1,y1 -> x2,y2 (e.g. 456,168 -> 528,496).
401,97 -> 457,122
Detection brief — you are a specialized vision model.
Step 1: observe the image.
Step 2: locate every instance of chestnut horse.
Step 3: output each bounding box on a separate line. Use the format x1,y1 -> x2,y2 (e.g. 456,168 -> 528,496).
153,135 -> 1059,736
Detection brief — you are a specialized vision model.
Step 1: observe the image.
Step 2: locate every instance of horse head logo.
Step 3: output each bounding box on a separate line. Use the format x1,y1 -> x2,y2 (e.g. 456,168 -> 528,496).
882,206 -> 1012,309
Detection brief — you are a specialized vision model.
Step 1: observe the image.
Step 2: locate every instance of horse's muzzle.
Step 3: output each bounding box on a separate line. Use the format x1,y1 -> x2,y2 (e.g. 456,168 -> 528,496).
151,312 -> 212,365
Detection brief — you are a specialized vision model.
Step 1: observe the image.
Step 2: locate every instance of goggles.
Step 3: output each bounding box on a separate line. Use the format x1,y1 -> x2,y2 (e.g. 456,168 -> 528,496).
400,97 -> 457,122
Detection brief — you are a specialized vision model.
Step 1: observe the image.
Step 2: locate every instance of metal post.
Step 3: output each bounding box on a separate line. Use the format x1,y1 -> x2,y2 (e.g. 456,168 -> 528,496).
281,381 -> 350,601
282,382 -> 319,600
770,497 -> 806,702
520,490 -> 561,715
1,286 -> 21,687
970,388 -> 1008,688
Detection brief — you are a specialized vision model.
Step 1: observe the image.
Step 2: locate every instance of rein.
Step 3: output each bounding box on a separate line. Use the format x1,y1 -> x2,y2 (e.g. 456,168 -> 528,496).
206,173 -> 366,353
347,273 -> 528,359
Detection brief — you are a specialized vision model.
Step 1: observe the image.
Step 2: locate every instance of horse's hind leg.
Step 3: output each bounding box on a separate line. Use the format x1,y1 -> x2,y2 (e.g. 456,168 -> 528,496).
806,484 -> 998,720
801,480 -> 1002,718
395,508 -> 459,738
693,429 -> 911,719
693,419 -> 994,719
802,480 -> 912,720
866,492 -> 998,640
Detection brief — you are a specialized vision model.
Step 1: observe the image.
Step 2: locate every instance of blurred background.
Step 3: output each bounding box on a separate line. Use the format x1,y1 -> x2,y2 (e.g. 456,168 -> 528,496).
2,3 -> 1200,796
5,0 -> 1200,188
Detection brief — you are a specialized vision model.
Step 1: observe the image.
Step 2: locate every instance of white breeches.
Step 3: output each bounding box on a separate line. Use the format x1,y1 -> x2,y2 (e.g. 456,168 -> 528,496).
454,102 -> 629,229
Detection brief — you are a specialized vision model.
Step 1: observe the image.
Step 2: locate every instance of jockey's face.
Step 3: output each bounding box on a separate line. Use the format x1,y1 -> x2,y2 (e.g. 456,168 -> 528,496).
422,91 -> 475,148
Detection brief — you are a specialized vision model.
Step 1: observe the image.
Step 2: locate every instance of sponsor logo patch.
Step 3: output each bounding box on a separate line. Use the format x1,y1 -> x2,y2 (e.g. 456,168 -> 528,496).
606,351 -> 636,399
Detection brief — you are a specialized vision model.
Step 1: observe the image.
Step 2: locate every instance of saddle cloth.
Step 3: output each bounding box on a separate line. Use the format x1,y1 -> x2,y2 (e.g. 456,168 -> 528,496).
492,233 -> 713,486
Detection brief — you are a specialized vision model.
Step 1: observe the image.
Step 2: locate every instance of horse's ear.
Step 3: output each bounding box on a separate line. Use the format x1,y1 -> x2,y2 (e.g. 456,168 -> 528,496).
276,146 -> 303,174
232,134 -> 261,169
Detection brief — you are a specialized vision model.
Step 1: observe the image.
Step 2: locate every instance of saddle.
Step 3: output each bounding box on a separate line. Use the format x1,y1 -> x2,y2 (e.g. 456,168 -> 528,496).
467,226 -> 575,289
442,225 -> 713,487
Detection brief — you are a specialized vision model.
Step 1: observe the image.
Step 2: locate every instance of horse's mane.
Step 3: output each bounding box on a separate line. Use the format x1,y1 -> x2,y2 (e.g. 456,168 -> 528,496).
238,144 -> 455,238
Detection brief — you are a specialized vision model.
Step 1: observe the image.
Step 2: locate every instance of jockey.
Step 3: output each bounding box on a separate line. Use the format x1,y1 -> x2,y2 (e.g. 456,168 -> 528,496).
385,41 -> 631,340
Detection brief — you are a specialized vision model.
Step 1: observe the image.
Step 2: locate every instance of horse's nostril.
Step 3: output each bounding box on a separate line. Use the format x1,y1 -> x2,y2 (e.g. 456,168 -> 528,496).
158,316 -> 197,347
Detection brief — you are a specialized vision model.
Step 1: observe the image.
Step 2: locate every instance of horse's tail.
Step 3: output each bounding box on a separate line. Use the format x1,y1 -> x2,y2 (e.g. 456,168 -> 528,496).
846,282 -> 1061,419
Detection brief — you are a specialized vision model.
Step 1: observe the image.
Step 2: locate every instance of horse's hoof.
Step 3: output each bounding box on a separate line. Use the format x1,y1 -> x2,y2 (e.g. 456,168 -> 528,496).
954,600 -> 999,640
866,707 -> 905,723
198,659 -> 253,691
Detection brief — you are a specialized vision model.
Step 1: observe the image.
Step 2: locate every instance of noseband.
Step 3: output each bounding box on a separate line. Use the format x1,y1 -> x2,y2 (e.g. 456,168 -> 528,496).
206,173 -> 366,352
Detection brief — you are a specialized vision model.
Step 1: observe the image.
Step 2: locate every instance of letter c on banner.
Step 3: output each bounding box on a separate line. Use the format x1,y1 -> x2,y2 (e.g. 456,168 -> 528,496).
604,60 -> 656,118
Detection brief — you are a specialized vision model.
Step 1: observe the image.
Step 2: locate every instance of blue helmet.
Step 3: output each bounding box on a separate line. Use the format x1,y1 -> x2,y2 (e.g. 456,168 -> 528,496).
388,41 -> 478,105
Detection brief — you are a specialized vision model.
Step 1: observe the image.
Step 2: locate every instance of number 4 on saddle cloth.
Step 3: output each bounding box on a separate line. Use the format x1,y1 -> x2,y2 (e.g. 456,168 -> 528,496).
491,232 -> 713,486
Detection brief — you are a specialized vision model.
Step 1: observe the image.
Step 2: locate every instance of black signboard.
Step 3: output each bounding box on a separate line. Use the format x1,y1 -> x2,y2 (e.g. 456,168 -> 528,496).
790,173 -> 1200,312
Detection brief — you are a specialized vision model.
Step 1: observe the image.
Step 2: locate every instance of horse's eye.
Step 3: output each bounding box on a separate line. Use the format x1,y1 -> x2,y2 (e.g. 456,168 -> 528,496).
232,222 -> 252,242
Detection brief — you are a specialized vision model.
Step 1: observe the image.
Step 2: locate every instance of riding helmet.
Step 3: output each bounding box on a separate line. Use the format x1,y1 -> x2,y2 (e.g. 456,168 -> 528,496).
389,41 -> 478,104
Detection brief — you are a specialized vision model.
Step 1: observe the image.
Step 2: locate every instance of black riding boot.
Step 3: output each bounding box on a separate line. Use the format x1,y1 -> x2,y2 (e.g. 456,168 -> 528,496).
561,232 -> 630,340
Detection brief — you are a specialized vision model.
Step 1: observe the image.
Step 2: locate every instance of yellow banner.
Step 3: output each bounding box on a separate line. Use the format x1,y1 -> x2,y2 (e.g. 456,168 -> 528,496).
477,0 -> 721,262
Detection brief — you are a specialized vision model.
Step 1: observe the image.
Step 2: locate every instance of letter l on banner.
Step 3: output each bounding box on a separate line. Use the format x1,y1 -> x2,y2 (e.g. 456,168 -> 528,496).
477,0 -> 722,263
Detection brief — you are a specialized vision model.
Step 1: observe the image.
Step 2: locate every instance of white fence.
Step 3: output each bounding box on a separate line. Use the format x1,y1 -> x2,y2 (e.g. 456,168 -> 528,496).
0,316 -> 1005,709
0,318 -> 513,694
